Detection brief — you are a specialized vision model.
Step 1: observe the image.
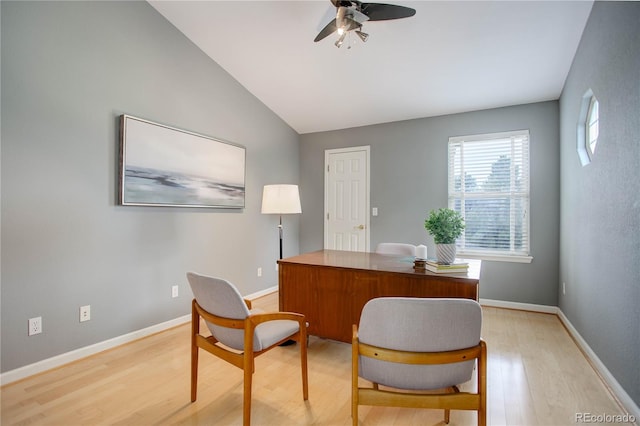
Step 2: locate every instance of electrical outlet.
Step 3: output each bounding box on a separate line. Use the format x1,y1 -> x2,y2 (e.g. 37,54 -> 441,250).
257,267 -> 262,277
80,305 -> 91,322
172,285 -> 179,298
28,317 -> 42,336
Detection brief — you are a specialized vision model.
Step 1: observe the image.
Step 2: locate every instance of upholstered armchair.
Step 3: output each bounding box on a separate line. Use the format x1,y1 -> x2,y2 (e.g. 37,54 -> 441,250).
352,297 -> 486,425
187,272 -> 308,426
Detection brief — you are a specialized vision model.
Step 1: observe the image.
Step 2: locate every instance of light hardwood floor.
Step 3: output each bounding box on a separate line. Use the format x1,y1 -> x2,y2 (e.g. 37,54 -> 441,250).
1,293 -> 630,425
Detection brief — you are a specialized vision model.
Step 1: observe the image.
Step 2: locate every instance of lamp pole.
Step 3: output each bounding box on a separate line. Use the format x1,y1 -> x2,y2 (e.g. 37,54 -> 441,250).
278,215 -> 283,259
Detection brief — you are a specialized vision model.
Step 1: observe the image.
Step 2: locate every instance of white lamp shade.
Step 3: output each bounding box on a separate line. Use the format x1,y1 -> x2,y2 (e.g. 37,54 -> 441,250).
261,184 -> 301,214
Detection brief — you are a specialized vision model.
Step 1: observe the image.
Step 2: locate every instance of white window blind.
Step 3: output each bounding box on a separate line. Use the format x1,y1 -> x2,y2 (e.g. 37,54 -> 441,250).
448,130 -> 530,258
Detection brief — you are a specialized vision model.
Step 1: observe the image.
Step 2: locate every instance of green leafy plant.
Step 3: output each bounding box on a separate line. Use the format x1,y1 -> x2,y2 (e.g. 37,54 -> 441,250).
424,208 -> 465,244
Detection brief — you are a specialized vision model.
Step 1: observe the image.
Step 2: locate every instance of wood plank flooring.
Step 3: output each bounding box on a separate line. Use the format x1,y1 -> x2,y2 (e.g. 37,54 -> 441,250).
1,293 -> 629,425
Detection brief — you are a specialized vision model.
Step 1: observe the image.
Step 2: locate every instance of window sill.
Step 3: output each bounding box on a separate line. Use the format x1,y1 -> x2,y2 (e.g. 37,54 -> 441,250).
458,252 -> 533,264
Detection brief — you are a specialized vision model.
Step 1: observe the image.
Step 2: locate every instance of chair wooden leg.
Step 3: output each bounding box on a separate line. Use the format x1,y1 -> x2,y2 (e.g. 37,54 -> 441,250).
444,385 -> 459,424
191,345 -> 198,402
478,341 -> 487,426
352,393 -> 358,426
444,387 -> 451,424
243,360 -> 252,426
352,331 -> 360,426
191,302 -> 200,403
300,330 -> 309,400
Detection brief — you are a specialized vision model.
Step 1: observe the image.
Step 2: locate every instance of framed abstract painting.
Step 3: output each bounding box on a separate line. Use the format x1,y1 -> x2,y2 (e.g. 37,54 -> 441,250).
118,115 -> 245,208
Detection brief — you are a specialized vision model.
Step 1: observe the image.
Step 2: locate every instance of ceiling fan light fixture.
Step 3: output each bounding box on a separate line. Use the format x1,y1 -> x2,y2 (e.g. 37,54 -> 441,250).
335,31 -> 347,48
356,30 -> 369,42
314,0 -> 415,46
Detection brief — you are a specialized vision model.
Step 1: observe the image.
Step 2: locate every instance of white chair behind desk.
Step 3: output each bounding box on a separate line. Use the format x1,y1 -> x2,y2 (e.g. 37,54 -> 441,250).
375,243 -> 416,257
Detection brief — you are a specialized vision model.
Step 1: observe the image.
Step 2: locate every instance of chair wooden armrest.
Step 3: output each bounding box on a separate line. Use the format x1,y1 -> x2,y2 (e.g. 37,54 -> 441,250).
249,311 -> 306,326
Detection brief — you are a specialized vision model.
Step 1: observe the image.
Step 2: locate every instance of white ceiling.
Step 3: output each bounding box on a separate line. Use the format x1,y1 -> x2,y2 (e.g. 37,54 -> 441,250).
148,1 -> 593,134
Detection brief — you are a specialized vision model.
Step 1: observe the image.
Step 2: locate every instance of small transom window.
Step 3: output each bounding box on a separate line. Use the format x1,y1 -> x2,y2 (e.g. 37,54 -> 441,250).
586,96 -> 599,156
577,89 -> 600,166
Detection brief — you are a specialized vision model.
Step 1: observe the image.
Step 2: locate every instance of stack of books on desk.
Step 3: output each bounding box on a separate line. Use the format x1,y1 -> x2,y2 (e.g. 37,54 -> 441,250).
425,259 -> 469,274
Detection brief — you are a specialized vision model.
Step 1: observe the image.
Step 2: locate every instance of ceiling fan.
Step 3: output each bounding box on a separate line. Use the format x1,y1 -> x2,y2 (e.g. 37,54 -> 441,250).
314,0 -> 416,48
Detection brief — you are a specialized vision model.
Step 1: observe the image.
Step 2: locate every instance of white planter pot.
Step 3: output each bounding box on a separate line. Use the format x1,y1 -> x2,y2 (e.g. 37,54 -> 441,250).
435,244 -> 457,264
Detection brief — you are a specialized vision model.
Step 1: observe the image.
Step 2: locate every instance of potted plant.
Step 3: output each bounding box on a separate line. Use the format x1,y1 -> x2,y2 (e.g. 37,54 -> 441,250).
424,208 -> 465,264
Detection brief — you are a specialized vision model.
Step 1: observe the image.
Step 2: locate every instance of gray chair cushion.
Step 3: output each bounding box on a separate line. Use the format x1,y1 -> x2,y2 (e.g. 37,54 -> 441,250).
254,319 -> 300,350
358,297 -> 482,390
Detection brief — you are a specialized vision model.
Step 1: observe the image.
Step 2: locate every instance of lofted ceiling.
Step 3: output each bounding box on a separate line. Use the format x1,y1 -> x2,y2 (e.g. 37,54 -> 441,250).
148,1 -> 593,134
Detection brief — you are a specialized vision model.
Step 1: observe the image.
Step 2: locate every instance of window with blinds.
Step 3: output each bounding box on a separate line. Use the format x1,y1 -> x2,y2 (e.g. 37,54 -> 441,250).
448,130 -> 530,259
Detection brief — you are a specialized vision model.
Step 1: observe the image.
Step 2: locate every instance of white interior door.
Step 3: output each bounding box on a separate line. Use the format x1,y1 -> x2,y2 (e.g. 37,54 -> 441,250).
324,146 -> 370,252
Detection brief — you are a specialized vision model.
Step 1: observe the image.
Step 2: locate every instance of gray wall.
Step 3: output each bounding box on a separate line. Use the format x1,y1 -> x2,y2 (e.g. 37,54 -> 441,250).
3,2 -> 637,408
300,101 -> 560,306
1,1 -> 299,372
559,1 -> 640,406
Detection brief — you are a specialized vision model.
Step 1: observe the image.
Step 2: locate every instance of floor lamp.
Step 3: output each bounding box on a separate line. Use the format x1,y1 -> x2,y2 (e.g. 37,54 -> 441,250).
261,184 -> 302,259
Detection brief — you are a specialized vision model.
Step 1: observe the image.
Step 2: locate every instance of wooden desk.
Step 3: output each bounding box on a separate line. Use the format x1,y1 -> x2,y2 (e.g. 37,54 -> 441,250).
278,250 -> 481,343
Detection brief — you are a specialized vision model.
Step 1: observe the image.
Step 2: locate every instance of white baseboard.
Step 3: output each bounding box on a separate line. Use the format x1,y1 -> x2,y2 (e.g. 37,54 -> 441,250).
246,285 -> 278,300
479,298 -> 559,314
0,314 -> 191,386
557,310 -> 640,421
0,286 -> 280,387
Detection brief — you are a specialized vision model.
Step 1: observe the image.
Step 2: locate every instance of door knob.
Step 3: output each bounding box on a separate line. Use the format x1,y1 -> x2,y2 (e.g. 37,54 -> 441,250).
356,224 -> 365,230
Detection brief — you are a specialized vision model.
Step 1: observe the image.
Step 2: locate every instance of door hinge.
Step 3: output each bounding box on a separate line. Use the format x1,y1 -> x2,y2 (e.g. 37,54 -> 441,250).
326,212 -> 330,220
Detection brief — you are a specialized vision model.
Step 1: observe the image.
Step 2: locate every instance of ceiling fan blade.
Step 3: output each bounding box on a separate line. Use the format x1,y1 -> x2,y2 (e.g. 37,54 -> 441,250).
314,18 -> 338,42
360,3 -> 416,21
